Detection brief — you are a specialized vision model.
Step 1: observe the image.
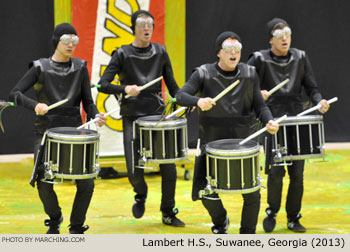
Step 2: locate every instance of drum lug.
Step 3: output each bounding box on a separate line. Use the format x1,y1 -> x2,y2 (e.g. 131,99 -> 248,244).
41,170 -> 62,184
139,156 -> 148,166
142,148 -> 152,158
199,184 -> 214,198
46,161 -> 59,172
206,176 -> 216,187
44,169 -> 55,180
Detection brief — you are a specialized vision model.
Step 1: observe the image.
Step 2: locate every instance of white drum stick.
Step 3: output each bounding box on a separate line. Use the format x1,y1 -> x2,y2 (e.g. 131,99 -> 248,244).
165,106 -> 187,120
239,115 -> 287,145
77,107 -> 119,129
36,99 -> 69,115
166,80 -> 240,120
267,78 -> 290,96
47,99 -> 69,110
296,97 -> 338,117
213,80 -> 240,102
196,138 -> 201,157
125,76 -> 163,99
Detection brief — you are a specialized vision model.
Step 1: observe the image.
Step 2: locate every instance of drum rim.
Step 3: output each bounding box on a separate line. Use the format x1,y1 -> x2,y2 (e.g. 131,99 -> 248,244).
277,115 -> 323,124
205,139 -> 260,157
47,127 -> 100,141
211,183 -> 261,194
136,115 -> 187,127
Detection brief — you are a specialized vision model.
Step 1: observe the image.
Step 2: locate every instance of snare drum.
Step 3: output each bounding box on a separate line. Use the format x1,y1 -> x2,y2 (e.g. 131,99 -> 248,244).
272,115 -> 325,162
134,115 -> 188,164
43,127 -> 100,180
205,139 -> 261,194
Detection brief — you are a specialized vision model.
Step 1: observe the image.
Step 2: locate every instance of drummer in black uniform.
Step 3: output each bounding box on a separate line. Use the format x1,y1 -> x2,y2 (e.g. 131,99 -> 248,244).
175,31 -> 279,234
97,10 -> 185,227
9,23 -> 106,234
247,18 -> 330,233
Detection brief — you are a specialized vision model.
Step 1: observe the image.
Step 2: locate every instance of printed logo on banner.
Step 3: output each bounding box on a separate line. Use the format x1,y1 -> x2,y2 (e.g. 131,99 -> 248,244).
91,0 -> 150,156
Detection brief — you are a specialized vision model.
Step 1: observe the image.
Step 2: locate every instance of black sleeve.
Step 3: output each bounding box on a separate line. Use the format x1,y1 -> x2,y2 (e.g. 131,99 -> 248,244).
81,66 -> 99,120
175,69 -> 202,107
8,66 -> 39,111
97,49 -> 126,94
162,49 -> 179,97
252,74 -> 273,124
247,53 -> 264,85
302,54 -> 322,105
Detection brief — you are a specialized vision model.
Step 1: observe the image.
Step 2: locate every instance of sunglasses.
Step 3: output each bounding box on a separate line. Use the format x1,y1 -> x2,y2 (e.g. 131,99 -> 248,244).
272,27 -> 292,39
135,17 -> 153,27
60,34 -> 79,45
222,40 -> 242,53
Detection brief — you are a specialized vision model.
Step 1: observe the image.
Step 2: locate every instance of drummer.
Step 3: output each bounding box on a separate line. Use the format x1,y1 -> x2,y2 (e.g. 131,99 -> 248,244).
9,23 -> 106,234
97,10 -> 185,227
175,31 -> 279,234
247,18 -> 330,233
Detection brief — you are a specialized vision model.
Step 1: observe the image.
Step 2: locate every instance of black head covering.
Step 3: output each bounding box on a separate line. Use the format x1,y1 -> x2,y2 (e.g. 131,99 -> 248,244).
215,31 -> 241,53
52,23 -> 77,49
266,18 -> 289,38
131,10 -> 154,34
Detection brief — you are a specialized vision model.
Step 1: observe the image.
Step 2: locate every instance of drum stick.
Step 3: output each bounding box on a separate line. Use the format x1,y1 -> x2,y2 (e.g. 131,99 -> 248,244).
267,78 -> 290,96
196,139 -> 201,157
77,107 -> 119,129
213,80 -> 240,102
165,106 -> 187,120
296,97 -> 338,117
35,99 -> 69,115
125,76 -> 163,99
47,99 -> 69,111
239,115 -> 287,145
165,80 -> 240,120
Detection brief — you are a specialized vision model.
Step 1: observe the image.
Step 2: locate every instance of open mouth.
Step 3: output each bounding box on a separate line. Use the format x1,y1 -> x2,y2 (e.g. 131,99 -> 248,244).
230,57 -> 236,62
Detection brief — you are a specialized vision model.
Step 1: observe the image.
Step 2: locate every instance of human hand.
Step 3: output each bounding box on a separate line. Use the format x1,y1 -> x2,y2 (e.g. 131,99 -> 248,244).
197,98 -> 216,111
96,112 -> 107,127
266,120 -> 279,134
35,103 -> 48,115
261,90 -> 271,101
125,85 -> 140,97
318,99 -> 330,114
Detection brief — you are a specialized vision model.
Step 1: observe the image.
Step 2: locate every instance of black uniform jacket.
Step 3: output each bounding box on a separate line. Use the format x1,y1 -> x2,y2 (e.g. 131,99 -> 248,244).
9,58 -> 98,134
175,62 -> 274,200
98,43 -> 179,117
248,48 -> 322,116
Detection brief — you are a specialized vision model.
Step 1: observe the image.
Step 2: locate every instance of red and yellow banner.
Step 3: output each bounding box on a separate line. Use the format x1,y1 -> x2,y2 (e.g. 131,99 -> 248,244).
55,0 -> 184,156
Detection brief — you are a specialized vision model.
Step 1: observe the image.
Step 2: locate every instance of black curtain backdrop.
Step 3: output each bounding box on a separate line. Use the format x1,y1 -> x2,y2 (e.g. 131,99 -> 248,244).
186,0 -> 350,147
0,0 -> 54,154
0,0 -> 349,154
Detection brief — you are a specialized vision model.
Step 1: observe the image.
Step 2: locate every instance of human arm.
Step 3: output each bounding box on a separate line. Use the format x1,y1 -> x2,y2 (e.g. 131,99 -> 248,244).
251,74 -> 279,134
81,67 -> 106,126
247,53 -> 270,101
162,49 -> 179,97
9,66 -> 45,113
97,50 -> 128,95
175,68 -> 215,110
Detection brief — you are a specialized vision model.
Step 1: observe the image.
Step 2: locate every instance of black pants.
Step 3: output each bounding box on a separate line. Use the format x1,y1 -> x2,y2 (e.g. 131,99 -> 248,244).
34,134 -> 94,226
201,191 -> 261,234
193,150 -> 260,234
122,116 -> 177,214
266,160 -> 304,220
